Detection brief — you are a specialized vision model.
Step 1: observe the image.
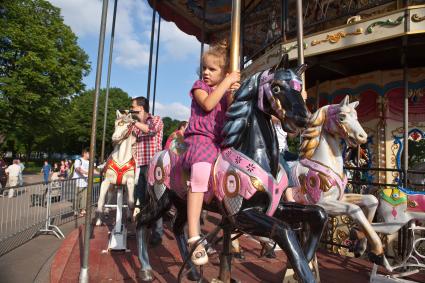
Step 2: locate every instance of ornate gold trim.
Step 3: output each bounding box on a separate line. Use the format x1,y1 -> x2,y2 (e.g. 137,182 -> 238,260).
311,28 -> 363,46
412,13 -> 425,22
249,175 -> 265,192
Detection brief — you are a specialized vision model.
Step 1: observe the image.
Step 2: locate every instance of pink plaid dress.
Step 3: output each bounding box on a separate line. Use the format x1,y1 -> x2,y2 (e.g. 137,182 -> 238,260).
183,80 -> 227,169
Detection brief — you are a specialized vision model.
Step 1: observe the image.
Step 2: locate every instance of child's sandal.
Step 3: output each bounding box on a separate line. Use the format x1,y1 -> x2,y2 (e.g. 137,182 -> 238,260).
188,236 -> 208,266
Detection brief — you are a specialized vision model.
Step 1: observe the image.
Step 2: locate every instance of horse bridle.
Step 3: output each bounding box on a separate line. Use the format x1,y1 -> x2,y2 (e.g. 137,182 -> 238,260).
324,105 -> 349,140
258,69 -> 303,122
113,120 -> 135,145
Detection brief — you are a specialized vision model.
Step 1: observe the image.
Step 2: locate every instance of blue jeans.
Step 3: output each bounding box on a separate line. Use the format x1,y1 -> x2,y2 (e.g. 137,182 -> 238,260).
43,174 -> 49,184
136,166 -> 163,270
137,218 -> 163,271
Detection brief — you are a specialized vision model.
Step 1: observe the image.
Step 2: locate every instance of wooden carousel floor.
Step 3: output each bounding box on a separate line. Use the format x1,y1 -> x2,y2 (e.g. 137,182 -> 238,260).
50,213 -> 425,283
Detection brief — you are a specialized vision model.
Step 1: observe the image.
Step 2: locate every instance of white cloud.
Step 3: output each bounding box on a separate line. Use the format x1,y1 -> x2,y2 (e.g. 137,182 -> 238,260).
50,0 -> 103,37
153,102 -> 190,121
51,0 -> 200,69
160,21 -> 200,60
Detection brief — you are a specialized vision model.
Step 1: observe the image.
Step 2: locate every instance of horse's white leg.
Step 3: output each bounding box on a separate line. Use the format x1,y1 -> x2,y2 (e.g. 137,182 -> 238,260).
126,176 -> 135,211
344,193 -> 378,223
320,198 -> 383,255
96,179 -> 111,226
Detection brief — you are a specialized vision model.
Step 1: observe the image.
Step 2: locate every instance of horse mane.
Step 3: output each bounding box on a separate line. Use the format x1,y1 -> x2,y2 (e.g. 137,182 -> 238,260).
221,73 -> 260,148
299,105 -> 329,159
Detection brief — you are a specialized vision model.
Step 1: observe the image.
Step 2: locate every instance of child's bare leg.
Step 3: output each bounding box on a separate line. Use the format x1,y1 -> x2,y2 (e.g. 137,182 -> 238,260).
187,191 -> 204,238
187,162 -> 211,265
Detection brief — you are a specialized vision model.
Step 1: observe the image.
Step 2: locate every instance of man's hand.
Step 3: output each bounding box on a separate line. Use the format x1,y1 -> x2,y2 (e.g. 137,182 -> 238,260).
134,121 -> 149,133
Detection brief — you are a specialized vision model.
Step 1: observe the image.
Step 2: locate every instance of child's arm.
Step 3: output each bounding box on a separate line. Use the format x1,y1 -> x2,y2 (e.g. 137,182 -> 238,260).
194,71 -> 240,112
284,187 -> 295,202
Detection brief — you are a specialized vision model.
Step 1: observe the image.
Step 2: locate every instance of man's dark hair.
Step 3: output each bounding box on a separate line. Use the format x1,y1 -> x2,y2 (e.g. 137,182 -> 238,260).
132,96 -> 149,113
82,148 -> 89,155
178,121 -> 188,130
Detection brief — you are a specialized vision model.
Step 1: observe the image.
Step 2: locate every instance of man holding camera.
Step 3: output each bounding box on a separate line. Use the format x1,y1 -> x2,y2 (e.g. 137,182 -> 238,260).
130,96 -> 163,282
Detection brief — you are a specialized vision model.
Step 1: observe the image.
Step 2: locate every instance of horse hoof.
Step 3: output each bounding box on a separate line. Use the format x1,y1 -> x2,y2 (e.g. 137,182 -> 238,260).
368,252 -> 386,266
186,267 -> 201,282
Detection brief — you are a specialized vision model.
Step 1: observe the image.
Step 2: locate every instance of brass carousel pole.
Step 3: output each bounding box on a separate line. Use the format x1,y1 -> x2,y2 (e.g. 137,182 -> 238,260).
296,0 -> 305,91
220,1 -> 240,283
79,0 -> 108,282
100,0 -> 118,164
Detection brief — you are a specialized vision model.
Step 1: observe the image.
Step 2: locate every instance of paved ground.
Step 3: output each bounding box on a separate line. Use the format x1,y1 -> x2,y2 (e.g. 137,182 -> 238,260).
0,216 -> 86,283
50,213 -> 425,283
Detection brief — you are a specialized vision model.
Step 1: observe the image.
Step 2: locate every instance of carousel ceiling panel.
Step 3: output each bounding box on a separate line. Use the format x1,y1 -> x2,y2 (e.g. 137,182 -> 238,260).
147,0 -> 263,43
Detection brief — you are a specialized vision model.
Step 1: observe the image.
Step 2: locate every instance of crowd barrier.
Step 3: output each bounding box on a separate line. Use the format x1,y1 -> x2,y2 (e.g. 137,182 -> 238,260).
0,178 -> 100,256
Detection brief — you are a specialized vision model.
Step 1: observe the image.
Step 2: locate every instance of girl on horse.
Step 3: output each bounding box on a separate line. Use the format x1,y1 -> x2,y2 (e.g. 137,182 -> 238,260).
183,40 -> 240,265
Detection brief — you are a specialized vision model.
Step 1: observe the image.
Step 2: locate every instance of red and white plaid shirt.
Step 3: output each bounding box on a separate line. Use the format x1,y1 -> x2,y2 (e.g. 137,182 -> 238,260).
132,114 -> 163,166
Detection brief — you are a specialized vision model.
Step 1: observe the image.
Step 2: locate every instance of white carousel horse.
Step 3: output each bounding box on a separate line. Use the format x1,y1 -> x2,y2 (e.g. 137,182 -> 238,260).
96,110 -> 136,226
290,96 -> 390,267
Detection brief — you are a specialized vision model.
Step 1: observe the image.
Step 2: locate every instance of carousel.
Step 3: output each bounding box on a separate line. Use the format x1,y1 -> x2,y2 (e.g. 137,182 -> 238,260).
50,1 -> 425,283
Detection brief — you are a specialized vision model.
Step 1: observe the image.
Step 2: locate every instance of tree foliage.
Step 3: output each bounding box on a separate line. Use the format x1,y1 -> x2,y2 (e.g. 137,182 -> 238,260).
162,117 -> 182,147
64,88 -> 132,154
0,0 -> 90,155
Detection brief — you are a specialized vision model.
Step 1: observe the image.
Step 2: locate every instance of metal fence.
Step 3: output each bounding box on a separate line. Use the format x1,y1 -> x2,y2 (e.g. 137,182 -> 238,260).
0,178 -> 100,256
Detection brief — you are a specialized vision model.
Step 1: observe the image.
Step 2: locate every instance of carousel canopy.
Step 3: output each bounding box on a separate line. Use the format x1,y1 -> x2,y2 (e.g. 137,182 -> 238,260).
147,0 -> 263,43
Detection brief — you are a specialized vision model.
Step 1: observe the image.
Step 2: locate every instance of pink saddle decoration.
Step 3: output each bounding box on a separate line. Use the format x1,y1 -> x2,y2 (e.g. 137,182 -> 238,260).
147,147 -> 288,216
292,159 -> 347,204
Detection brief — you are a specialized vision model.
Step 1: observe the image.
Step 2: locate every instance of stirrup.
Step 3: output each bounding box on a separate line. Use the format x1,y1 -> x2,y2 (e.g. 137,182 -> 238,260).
188,236 -> 208,266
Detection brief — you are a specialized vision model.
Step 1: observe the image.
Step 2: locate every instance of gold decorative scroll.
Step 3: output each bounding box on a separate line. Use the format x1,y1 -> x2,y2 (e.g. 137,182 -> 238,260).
311,28 -> 363,46
412,13 -> 425,23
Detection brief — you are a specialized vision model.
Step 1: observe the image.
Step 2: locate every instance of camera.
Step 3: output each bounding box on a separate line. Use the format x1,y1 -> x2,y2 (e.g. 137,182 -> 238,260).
118,109 -> 140,114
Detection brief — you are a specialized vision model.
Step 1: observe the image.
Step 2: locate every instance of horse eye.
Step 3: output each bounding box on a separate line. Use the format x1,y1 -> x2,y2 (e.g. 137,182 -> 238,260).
339,114 -> 346,122
272,85 -> 281,93
118,121 -> 124,126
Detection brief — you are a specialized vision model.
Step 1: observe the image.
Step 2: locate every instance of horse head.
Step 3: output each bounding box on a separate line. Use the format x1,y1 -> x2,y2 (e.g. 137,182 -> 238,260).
259,54 -> 310,133
325,95 -> 367,147
112,110 -> 134,144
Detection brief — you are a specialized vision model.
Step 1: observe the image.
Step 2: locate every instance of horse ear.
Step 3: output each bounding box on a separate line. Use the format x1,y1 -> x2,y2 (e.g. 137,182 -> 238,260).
273,53 -> 289,72
116,110 -> 122,118
295,64 -> 308,77
339,95 -> 350,106
349,101 -> 359,109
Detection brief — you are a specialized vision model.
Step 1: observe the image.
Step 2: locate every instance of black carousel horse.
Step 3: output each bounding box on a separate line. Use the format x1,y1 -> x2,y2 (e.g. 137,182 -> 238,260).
137,55 -> 327,283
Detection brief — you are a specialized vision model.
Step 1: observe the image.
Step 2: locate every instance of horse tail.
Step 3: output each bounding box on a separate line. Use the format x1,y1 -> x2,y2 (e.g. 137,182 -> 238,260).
136,186 -> 172,228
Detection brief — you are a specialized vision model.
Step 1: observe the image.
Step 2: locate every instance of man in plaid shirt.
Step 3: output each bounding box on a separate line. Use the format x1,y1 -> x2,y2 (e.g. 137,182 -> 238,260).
131,96 -> 163,282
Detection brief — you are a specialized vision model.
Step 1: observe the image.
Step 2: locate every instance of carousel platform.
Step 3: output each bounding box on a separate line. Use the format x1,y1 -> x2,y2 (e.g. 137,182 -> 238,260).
50,213 -> 425,283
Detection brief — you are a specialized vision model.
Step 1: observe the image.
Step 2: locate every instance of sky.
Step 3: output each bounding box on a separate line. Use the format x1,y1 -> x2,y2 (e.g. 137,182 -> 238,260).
49,0 -> 201,121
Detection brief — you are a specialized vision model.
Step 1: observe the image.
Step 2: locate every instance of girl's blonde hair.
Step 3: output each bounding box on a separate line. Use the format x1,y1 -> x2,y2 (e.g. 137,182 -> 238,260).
202,39 -> 229,71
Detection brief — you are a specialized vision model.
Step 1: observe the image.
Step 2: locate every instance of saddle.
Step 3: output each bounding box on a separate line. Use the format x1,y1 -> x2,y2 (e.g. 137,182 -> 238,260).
147,145 -> 288,217
380,187 -> 425,213
291,158 -> 347,204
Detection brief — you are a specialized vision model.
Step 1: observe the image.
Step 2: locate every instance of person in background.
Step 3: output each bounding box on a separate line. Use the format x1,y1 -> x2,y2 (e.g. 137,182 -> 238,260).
18,159 -> 25,186
0,157 -> 7,189
72,148 -> 98,216
60,160 -> 67,179
41,160 -> 52,185
164,121 -> 188,150
6,159 -> 21,198
130,96 -> 164,282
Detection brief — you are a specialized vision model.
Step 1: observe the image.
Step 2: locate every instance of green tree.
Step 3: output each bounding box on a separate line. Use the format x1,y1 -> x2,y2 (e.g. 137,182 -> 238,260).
0,0 -> 90,156
64,88 -> 132,155
162,117 -> 181,147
